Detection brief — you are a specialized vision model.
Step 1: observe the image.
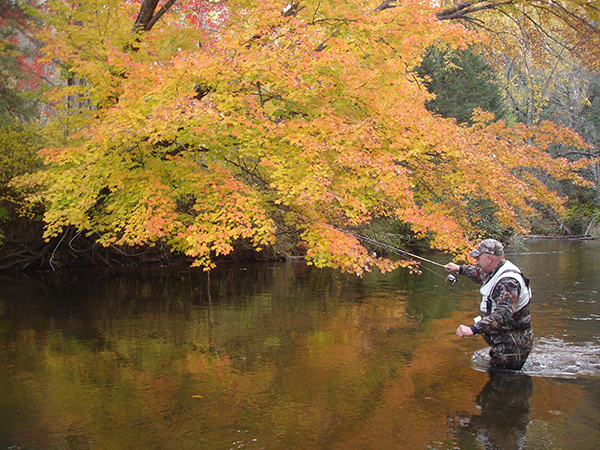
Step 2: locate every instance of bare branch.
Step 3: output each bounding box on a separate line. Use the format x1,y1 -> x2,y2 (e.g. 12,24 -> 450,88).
436,1 -> 515,21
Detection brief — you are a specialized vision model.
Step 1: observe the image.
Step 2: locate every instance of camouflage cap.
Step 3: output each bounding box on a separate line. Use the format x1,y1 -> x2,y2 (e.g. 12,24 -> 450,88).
468,238 -> 504,258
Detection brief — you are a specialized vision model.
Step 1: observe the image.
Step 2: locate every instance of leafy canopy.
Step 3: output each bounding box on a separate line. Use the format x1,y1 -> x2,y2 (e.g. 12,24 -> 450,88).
20,0 -> 592,273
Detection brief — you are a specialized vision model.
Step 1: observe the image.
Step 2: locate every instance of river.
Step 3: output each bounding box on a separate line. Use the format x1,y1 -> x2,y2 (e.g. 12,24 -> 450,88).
0,238 -> 598,449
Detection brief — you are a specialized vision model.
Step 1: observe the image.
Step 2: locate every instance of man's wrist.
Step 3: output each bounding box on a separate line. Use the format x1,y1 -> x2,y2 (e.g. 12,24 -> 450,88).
470,325 -> 478,335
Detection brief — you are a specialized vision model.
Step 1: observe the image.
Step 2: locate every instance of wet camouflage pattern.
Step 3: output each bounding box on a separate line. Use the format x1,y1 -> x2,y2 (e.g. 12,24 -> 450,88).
462,260 -> 533,371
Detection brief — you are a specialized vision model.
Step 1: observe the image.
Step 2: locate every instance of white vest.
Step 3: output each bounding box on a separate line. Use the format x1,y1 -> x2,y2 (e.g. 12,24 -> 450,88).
479,260 -> 531,314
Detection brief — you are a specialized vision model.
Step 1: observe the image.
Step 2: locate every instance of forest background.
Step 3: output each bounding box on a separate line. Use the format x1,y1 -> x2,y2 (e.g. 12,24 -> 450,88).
1,0 -> 599,272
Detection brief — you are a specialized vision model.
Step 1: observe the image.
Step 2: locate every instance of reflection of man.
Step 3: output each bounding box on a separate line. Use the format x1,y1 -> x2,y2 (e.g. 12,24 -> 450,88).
445,239 -> 533,370
457,371 -> 533,449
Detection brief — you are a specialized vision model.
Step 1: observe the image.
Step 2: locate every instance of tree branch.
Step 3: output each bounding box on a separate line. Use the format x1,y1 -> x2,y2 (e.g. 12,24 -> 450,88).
133,0 -> 177,32
436,1 -> 515,21
147,0 -> 178,31
374,0 -> 400,12
283,2 -> 305,17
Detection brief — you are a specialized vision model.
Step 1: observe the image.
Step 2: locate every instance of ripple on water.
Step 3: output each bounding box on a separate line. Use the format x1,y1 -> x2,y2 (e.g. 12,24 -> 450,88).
471,337 -> 600,378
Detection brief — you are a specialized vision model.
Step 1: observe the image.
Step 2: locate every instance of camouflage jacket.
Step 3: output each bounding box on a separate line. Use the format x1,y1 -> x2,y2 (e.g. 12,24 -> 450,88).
461,260 -> 532,337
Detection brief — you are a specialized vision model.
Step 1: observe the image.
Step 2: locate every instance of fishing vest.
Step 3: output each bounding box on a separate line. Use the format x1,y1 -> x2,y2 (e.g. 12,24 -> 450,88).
479,260 -> 531,315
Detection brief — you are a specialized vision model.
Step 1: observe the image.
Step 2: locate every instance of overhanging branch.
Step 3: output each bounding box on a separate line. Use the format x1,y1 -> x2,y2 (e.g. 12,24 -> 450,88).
435,1 -> 515,21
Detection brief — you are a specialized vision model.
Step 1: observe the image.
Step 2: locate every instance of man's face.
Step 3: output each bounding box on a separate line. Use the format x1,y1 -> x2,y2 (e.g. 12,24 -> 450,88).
475,253 -> 496,273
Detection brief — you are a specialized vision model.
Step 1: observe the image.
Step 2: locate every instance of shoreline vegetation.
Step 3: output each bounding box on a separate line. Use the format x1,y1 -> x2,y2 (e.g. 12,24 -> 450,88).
1,224 -> 598,272
522,235 -> 600,240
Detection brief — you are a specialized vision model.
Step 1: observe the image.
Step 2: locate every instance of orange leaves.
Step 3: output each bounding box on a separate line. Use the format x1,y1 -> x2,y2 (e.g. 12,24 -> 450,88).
171,161 -> 276,267
409,110 -> 591,240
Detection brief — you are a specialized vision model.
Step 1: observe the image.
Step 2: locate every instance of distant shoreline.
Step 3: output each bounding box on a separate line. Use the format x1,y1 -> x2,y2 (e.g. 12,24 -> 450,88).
522,235 -> 599,240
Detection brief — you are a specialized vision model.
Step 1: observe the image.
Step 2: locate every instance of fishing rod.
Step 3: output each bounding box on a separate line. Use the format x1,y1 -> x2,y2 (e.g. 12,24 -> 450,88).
294,213 -> 457,288
332,226 -> 458,288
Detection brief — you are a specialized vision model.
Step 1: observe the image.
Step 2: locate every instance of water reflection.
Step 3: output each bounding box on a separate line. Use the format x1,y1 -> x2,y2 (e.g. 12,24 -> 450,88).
0,240 -> 599,450
455,372 -> 533,450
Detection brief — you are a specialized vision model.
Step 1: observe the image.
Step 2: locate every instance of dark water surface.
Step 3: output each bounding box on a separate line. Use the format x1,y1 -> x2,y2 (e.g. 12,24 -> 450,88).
1,239 -> 599,449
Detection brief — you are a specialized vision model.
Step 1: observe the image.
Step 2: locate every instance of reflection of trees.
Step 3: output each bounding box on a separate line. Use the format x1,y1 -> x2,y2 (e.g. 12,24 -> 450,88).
456,371 -> 533,450
1,262 -> 414,448
0,262 -> 491,449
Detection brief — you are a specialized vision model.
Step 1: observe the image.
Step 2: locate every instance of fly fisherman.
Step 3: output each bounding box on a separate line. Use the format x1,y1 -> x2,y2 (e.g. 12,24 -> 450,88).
444,239 -> 533,371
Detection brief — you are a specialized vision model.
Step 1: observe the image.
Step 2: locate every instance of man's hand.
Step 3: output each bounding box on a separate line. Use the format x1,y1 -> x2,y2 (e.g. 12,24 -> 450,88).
456,325 -> 474,338
445,262 -> 460,274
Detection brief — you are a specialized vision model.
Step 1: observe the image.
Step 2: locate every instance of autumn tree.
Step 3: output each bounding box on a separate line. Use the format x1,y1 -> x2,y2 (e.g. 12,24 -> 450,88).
17,0 -> 593,272
456,0 -> 600,232
546,70 -> 600,233
435,0 -> 600,70
0,0 -> 45,259
0,0 -> 42,183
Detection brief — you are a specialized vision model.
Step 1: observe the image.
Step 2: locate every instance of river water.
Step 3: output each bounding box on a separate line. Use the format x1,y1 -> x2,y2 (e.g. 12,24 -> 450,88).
0,238 -> 598,449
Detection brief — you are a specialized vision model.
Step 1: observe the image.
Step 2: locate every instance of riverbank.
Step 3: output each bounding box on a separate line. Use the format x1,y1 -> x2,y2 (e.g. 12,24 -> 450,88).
2,229 -> 598,272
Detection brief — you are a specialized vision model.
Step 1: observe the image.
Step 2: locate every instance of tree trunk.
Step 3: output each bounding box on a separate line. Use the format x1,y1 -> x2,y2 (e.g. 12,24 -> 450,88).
133,0 -> 177,32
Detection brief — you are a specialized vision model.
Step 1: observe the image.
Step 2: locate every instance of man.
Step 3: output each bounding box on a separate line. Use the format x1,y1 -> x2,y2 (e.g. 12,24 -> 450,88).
445,239 -> 533,371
